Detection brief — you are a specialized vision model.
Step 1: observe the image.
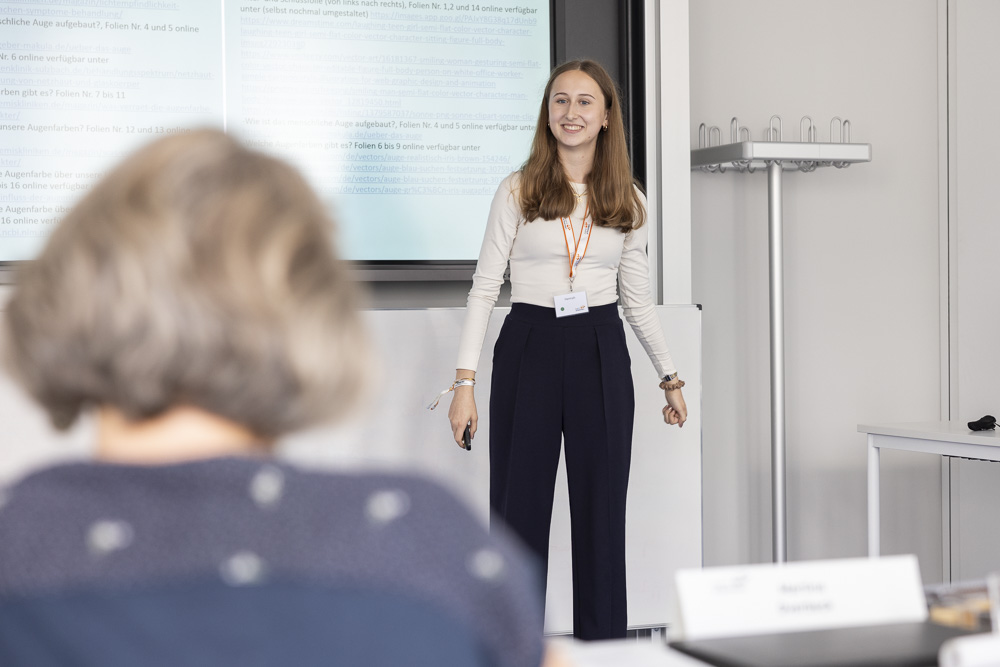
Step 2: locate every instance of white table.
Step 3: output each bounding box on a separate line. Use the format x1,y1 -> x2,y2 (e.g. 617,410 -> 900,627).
860,422 -> 1000,558
551,639 -> 708,666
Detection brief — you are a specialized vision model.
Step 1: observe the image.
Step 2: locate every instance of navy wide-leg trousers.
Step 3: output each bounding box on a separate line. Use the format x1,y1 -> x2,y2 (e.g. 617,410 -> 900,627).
489,302 -> 634,640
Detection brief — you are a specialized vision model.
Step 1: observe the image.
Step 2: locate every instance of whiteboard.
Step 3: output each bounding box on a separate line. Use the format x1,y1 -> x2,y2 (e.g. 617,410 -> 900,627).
0,305 -> 702,632
284,305 -> 703,632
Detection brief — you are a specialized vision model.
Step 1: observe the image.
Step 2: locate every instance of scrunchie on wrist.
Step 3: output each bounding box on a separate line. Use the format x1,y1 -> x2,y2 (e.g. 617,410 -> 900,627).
659,378 -> 685,391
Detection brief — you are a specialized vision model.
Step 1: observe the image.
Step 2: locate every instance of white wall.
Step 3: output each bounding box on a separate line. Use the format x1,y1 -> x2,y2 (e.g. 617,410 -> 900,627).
652,0 -> 693,306
689,0 -> 947,582
950,0 -> 1000,422
948,0 -> 1000,581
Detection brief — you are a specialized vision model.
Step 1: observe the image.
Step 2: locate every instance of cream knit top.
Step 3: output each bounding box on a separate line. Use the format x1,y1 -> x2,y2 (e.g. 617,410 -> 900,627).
455,172 -> 677,379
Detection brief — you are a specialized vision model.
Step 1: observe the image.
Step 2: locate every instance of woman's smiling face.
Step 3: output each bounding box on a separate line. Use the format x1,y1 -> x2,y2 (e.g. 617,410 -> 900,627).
547,69 -> 608,158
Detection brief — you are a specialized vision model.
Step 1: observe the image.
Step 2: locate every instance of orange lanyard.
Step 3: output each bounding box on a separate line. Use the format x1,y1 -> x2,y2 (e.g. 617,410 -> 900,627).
560,200 -> 591,292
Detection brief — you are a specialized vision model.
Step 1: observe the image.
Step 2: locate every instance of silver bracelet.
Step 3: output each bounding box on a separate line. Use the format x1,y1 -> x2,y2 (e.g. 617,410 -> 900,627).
427,378 -> 476,410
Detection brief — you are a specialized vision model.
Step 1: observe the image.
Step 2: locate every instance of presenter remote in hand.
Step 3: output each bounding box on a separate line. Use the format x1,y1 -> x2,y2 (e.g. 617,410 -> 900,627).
447,60 -> 687,640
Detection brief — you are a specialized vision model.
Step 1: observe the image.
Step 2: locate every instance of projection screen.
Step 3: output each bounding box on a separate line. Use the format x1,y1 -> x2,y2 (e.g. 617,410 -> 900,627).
0,0 -> 552,264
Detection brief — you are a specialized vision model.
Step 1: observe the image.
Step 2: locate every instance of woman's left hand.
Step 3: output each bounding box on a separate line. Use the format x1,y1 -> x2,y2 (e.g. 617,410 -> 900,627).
662,388 -> 687,427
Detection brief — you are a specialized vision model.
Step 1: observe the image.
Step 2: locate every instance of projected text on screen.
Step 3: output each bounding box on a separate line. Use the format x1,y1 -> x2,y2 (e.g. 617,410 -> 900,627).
0,0 -> 551,262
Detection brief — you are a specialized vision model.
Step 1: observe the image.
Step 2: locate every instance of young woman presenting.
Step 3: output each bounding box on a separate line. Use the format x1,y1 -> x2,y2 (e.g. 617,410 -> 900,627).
446,60 -> 688,640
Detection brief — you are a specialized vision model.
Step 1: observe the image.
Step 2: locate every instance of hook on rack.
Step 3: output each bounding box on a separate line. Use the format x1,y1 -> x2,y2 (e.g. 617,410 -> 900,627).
828,117 -> 853,167
768,115 -> 783,142
709,125 -> 721,147
799,116 -> 816,142
701,126 -> 724,172
731,117 -> 748,145
830,117 -> 843,143
698,123 -> 707,149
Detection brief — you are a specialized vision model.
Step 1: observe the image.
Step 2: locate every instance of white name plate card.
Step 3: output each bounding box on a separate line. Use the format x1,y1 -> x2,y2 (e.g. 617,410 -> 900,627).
940,633 -> 1000,667
674,555 -> 928,640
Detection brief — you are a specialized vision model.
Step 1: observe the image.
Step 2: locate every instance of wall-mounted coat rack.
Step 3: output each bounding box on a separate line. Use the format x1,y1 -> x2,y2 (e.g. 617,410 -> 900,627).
691,116 -> 872,564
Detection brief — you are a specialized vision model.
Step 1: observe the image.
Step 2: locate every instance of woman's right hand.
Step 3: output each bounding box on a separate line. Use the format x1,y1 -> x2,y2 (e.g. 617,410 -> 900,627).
448,384 -> 478,448
662,387 -> 688,427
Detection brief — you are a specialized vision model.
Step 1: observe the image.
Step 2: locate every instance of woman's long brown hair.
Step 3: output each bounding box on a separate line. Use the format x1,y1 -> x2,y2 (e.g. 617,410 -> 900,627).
519,59 -> 645,232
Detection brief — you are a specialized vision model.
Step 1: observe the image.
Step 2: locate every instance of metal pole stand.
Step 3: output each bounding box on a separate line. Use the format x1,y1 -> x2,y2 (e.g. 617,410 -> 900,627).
690,116 -> 872,564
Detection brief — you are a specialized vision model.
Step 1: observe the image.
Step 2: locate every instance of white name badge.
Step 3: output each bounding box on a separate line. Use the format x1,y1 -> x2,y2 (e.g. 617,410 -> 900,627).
674,555 -> 928,640
554,291 -> 589,318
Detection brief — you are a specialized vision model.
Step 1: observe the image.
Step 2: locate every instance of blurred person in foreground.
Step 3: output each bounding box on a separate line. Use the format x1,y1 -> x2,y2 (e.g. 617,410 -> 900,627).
0,129 -> 547,667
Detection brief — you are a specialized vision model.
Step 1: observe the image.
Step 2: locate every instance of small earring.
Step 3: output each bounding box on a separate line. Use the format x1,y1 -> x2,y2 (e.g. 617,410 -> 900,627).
602,123 -> 608,132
